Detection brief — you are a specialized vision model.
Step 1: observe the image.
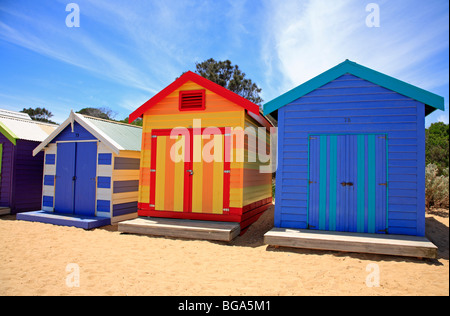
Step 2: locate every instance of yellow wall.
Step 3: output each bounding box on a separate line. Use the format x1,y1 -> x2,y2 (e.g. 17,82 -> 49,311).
138,80 -> 245,209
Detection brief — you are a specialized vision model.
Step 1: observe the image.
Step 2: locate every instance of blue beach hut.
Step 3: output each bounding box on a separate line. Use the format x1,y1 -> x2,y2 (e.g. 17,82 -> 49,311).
17,111 -> 142,229
264,60 -> 444,237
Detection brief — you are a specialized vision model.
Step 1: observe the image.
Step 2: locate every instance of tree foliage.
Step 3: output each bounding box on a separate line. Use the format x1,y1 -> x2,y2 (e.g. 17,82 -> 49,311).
118,117 -> 143,126
188,58 -> 263,105
77,107 -> 116,120
21,107 -> 56,124
425,164 -> 449,209
425,122 -> 449,174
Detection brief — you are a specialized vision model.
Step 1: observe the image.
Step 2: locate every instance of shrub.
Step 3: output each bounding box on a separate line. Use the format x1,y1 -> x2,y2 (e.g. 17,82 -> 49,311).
425,164 -> 449,209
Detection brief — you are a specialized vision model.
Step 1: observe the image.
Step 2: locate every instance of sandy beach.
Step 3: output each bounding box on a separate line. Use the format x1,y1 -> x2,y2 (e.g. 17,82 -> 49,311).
0,207 -> 448,296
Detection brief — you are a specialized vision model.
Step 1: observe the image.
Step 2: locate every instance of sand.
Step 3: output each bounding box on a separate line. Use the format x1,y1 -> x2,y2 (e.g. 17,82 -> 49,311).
0,207 -> 448,296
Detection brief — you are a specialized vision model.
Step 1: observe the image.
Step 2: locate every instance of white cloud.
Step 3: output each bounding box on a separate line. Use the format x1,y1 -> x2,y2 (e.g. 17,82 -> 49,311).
438,113 -> 449,124
260,0 -> 449,101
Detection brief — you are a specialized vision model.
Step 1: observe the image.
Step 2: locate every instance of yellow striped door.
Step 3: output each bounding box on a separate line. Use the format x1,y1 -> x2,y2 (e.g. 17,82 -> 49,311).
191,133 -> 225,214
154,135 -> 185,212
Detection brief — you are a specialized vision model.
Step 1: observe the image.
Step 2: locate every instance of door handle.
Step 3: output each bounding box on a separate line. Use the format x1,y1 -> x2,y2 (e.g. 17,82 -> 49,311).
187,169 -> 194,176
340,182 -> 347,187
346,182 -> 353,187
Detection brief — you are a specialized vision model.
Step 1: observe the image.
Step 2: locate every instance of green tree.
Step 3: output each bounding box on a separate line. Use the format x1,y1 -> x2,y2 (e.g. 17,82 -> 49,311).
21,107 -> 56,124
425,122 -> 449,174
186,58 -> 263,105
118,116 -> 143,126
77,107 -> 116,120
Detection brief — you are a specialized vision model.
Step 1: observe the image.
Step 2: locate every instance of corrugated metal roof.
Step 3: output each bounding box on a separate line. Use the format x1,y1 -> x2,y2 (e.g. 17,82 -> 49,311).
0,109 -> 32,120
33,111 -> 143,156
0,115 -> 58,143
81,115 -> 142,151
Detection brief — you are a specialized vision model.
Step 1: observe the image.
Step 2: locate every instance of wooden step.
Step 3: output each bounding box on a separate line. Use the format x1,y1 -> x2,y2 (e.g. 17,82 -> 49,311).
119,217 -> 241,241
264,228 -> 438,259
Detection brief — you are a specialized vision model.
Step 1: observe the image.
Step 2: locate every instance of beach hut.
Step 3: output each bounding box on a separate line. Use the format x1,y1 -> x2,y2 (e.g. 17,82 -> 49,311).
122,71 -> 273,237
16,111 -> 142,229
0,110 -> 58,215
263,60 -> 444,239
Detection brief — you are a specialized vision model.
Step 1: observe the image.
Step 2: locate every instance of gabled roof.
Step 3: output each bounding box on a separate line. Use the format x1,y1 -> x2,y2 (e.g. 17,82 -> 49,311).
128,71 -> 261,123
0,109 -> 32,120
263,60 -> 445,116
33,111 -> 142,156
0,114 -> 58,145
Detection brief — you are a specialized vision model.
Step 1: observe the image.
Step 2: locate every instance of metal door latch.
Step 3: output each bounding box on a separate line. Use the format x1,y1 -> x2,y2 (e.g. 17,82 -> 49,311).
187,169 -> 194,175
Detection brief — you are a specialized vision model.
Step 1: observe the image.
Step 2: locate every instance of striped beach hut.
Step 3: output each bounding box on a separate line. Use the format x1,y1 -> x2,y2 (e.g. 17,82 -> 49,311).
0,110 -> 58,215
127,71 -> 274,232
264,60 -> 445,237
17,111 -> 142,229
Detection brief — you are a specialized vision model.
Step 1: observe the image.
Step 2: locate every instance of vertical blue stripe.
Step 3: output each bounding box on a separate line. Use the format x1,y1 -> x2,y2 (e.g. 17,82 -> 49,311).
44,175 -> 55,186
336,135 -> 344,232
45,154 -> 55,165
328,136 -> 337,231
368,135 -> 376,233
325,137 -> 330,230
98,153 -> 112,165
357,135 -> 365,232
364,135 -> 369,233
42,196 -> 54,207
308,136 -> 320,229
319,136 -> 327,230
97,176 -> 111,189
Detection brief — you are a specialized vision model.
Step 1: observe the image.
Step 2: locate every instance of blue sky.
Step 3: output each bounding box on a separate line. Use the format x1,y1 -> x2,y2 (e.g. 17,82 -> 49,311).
0,0 -> 448,126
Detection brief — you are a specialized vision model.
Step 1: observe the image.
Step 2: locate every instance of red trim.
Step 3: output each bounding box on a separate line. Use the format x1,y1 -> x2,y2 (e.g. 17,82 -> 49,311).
247,110 -> 273,131
149,133 -> 157,211
184,130 -> 193,212
138,209 -> 241,223
239,202 -> 272,234
128,71 -> 260,123
223,128 -> 231,213
139,198 -> 272,227
179,89 -> 206,111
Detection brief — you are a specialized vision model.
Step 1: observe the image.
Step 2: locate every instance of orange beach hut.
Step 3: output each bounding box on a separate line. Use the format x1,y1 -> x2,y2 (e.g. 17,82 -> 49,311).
129,71 -> 273,231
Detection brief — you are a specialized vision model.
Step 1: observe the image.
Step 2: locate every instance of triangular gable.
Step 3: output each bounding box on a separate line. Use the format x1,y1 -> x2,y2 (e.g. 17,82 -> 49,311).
263,60 -> 445,116
50,121 -> 97,143
128,71 -> 261,123
33,111 -> 124,156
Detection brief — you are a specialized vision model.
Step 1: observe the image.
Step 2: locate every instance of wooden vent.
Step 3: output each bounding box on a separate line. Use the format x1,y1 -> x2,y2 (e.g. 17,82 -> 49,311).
179,90 -> 205,111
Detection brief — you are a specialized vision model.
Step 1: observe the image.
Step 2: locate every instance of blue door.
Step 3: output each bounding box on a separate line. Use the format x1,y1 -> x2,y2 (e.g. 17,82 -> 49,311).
73,142 -> 97,216
54,142 -> 97,216
55,143 -> 76,214
308,134 -> 387,233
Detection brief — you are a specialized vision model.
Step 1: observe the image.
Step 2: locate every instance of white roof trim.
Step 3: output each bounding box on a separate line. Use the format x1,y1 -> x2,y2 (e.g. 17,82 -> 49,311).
33,111 -> 123,156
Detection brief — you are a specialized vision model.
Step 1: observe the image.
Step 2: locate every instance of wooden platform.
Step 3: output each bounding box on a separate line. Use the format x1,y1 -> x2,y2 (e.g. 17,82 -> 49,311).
0,207 -> 11,216
118,217 -> 241,242
16,211 -> 111,229
264,228 -> 438,259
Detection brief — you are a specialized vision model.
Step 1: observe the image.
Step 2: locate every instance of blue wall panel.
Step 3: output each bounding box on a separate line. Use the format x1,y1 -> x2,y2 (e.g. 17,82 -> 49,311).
276,74 -> 425,236
98,153 -> 112,165
51,121 -> 96,143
